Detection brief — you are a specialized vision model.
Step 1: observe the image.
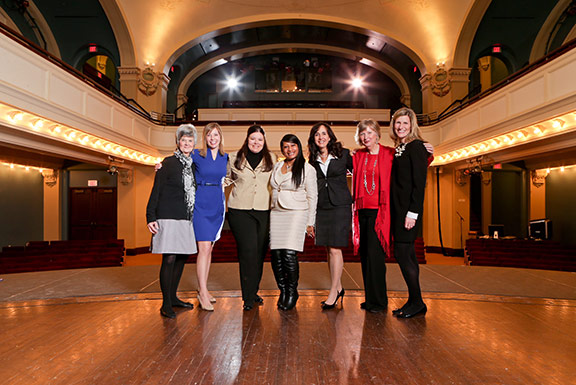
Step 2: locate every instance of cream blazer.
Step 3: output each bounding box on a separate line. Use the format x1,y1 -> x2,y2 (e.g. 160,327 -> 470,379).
270,161 -> 318,226
226,152 -> 277,210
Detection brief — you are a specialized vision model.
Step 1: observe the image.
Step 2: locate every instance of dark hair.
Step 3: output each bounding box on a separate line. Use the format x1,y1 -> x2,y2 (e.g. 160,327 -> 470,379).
307,122 -> 343,162
281,134 -> 305,188
234,125 -> 273,171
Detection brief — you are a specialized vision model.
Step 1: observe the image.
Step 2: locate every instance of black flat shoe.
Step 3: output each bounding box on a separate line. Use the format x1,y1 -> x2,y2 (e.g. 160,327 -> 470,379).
255,295 -> 264,305
173,300 -> 194,308
392,303 -> 409,315
367,307 -> 386,314
395,304 -> 427,318
243,303 -> 253,311
160,308 -> 176,319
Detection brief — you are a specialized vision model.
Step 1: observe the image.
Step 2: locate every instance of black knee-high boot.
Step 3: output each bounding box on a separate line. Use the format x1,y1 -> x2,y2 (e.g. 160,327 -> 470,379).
270,249 -> 287,308
282,249 -> 299,310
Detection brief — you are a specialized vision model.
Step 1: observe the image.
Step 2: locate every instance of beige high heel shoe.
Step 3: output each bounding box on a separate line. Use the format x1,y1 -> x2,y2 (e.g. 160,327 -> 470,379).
197,292 -> 214,311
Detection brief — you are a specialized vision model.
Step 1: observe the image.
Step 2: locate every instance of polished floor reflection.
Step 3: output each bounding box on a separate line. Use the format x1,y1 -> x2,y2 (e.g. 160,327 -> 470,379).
1,290 -> 574,385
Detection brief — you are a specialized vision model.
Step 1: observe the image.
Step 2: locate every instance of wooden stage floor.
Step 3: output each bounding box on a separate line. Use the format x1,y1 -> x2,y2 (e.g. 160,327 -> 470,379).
0,263 -> 575,384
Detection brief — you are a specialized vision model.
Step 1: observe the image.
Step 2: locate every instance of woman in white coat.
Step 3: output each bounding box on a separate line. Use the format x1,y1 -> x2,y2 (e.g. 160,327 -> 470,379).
269,134 -> 317,310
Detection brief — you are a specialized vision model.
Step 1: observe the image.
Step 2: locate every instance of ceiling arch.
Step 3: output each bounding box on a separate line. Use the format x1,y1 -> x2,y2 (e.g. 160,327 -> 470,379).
529,0 -> 574,63
100,0 -> 136,66
164,19 -> 426,75
453,0 -> 491,68
176,43 -> 412,100
166,22 -> 424,110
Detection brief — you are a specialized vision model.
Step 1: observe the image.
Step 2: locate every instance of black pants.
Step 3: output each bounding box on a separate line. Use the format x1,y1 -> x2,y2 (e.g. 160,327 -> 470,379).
228,208 -> 270,305
358,209 -> 388,310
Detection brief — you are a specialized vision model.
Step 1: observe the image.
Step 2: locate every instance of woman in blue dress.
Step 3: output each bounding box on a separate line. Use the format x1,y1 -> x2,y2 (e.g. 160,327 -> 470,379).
192,122 -> 228,311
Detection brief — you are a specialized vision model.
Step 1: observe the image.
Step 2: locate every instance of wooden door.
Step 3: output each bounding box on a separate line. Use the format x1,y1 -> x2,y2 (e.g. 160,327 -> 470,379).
69,188 -> 117,240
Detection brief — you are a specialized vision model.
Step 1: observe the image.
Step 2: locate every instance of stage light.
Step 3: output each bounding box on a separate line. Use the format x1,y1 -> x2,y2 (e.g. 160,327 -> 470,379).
227,77 -> 239,89
352,77 -> 363,89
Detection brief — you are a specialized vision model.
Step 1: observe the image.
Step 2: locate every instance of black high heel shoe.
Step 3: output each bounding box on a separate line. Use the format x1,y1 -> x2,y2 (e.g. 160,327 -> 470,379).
321,288 -> 345,310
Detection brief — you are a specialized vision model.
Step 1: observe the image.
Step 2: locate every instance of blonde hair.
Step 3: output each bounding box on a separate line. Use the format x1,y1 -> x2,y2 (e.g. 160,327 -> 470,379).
355,119 -> 381,146
389,108 -> 424,146
199,122 -> 225,157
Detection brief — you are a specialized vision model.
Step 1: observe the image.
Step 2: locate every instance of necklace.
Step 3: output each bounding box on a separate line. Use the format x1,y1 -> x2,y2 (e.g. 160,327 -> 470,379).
395,143 -> 407,157
363,154 -> 377,195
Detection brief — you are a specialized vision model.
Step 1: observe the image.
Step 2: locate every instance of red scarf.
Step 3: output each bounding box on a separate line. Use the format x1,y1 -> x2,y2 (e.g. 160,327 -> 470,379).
352,144 -> 394,255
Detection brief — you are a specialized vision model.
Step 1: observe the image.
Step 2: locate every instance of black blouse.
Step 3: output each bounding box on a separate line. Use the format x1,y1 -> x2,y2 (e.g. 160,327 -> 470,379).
146,156 -> 193,223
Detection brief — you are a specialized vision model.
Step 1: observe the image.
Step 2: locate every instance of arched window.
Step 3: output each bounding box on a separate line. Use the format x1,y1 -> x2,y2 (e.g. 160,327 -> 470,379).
82,54 -> 117,90
470,54 -> 512,95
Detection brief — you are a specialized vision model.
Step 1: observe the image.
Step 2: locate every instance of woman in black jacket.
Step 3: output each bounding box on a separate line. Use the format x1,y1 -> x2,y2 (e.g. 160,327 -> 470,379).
389,108 -> 429,318
308,123 -> 353,309
146,124 -> 198,319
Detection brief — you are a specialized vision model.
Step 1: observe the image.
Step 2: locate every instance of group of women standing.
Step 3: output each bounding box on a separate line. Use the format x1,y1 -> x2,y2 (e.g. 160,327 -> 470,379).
146,107 -> 430,319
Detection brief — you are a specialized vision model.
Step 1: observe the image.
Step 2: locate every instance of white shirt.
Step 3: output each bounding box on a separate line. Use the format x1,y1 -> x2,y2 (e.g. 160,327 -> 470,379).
316,153 -> 336,176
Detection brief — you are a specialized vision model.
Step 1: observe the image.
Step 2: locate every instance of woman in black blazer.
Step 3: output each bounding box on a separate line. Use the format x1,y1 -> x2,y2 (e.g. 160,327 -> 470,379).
146,124 -> 198,319
389,108 -> 429,318
308,123 -> 353,309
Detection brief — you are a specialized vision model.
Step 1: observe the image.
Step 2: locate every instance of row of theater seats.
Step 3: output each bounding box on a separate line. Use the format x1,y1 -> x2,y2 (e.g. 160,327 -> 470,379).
0,232 -> 426,274
0,240 -> 125,274
466,238 -> 576,272
186,230 -> 427,264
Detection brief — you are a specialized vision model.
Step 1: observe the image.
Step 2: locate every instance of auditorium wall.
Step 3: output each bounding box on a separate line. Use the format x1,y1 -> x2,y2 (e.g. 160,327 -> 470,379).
0,166 -> 43,247
545,167 -> 576,246
117,165 -> 156,250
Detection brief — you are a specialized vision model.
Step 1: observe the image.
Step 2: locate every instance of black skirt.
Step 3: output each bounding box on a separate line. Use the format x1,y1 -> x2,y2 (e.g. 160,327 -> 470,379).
315,205 -> 352,248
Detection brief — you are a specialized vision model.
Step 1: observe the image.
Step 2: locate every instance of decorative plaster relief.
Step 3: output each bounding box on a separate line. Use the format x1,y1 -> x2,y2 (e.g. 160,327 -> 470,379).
138,67 -> 160,96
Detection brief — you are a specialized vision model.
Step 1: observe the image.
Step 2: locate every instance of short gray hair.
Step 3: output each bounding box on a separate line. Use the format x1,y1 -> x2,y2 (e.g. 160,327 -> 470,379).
175,124 -> 197,144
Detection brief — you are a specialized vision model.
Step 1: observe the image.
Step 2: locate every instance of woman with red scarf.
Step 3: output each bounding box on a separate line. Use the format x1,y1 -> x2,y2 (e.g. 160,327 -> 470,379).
352,118 -> 432,314
352,119 -> 394,313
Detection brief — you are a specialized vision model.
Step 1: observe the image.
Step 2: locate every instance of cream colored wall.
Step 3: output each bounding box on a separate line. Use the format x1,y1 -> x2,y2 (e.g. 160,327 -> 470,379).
117,0 -> 475,72
43,173 -> 61,241
423,166 -> 470,251
530,181 -> 546,220
117,165 -> 156,250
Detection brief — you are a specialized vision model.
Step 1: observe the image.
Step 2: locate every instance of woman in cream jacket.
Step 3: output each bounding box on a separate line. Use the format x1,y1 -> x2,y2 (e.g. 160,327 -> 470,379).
269,134 -> 317,310
227,125 -> 276,311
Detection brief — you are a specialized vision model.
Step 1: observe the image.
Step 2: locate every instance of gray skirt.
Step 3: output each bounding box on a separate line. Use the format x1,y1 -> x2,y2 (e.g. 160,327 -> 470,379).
151,219 -> 197,255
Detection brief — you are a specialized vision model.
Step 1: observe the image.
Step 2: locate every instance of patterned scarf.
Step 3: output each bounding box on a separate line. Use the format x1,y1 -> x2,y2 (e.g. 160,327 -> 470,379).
174,149 -> 196,220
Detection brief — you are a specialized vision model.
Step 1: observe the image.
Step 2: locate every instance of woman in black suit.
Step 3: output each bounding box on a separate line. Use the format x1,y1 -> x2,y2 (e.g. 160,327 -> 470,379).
308,123 -> 353,309
389,108 -> 429,318
146,124 -> 198,319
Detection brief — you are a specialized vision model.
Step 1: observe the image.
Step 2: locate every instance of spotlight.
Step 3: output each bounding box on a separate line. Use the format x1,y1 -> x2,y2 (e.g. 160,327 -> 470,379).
352,77 -> 363,89
227,77 -> 239,89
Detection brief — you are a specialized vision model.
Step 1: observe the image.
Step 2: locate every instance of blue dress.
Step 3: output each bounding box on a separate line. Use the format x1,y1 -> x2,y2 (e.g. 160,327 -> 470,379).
192,149 -> 228,241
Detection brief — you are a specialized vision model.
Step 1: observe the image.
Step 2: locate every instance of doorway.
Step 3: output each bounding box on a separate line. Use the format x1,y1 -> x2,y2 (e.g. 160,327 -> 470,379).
69,187 -> 117,240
